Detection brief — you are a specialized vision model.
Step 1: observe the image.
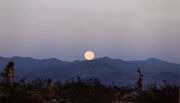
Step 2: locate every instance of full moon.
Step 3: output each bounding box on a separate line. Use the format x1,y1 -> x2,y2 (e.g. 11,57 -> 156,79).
84,51 -> 95,60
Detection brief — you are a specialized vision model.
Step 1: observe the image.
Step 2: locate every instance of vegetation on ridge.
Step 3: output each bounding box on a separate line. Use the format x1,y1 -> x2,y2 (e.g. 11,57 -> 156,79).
0,61 -> 179,103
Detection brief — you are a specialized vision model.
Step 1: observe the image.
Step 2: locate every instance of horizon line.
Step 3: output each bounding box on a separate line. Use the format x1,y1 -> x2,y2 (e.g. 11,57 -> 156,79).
0,55 -> 179,64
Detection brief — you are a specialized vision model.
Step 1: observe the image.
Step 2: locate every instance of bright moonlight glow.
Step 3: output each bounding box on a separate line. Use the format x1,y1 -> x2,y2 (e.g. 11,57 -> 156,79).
84,51 -> 95,60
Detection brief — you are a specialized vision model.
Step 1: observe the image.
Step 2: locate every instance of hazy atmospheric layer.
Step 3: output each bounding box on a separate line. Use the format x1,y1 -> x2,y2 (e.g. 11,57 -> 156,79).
0,0 -> 180,63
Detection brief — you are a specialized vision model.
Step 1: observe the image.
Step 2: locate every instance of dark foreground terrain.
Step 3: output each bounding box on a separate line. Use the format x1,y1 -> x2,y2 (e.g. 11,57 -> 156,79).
0,61 -> 179,103
0,77 -> 179,103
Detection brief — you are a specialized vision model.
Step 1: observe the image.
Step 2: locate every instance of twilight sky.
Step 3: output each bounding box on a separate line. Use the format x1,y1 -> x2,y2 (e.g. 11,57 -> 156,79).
0,0 -> 180,63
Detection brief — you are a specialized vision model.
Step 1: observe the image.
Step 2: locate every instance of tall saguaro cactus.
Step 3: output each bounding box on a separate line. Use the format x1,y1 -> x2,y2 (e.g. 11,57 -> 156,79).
5,61 -> 14,86
136,67 -> 143,94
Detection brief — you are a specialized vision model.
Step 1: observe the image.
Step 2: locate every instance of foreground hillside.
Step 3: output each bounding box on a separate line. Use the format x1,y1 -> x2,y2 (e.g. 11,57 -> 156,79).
0,61 -> 179,103
0,77 -> 179,103
0,56 -> 179,87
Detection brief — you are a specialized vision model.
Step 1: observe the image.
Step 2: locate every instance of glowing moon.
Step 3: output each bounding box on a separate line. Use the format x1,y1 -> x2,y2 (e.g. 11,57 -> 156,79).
84,51 -> 95,60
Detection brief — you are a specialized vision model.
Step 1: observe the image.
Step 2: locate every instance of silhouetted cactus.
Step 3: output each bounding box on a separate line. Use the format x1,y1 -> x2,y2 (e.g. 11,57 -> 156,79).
162,80 -> 171,89
0,72 -> 5,83
20,77 -> 26,86
47,78 -> 52,93
136,67 -> 143,94
0,61 -> 15,86
150,82 -> 157,91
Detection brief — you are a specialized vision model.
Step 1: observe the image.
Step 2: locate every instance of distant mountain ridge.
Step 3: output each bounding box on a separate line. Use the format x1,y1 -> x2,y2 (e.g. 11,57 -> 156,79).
0,56 -> 179,87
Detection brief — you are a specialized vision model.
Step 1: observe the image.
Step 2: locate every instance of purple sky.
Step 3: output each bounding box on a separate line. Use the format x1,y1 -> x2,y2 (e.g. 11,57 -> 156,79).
0,0 -> 180,63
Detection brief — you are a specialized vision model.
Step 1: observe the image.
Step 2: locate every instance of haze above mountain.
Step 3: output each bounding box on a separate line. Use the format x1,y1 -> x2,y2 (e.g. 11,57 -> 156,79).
0,56 -> 179,87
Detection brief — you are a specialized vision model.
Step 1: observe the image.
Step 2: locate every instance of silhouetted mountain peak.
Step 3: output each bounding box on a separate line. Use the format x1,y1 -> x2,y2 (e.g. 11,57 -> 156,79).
146,58 -> 162,61
42,58 -> 62,62
145,58 -> 171,64
12,56 -> 35,60
95,57 -> 112,61
0,56 -> 179,86
99,57 -> 111,60
0,56 -> 4,59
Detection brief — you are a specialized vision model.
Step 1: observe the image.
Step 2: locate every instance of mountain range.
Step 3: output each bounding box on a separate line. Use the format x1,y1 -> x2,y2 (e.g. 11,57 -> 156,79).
0,56 -> 179,88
